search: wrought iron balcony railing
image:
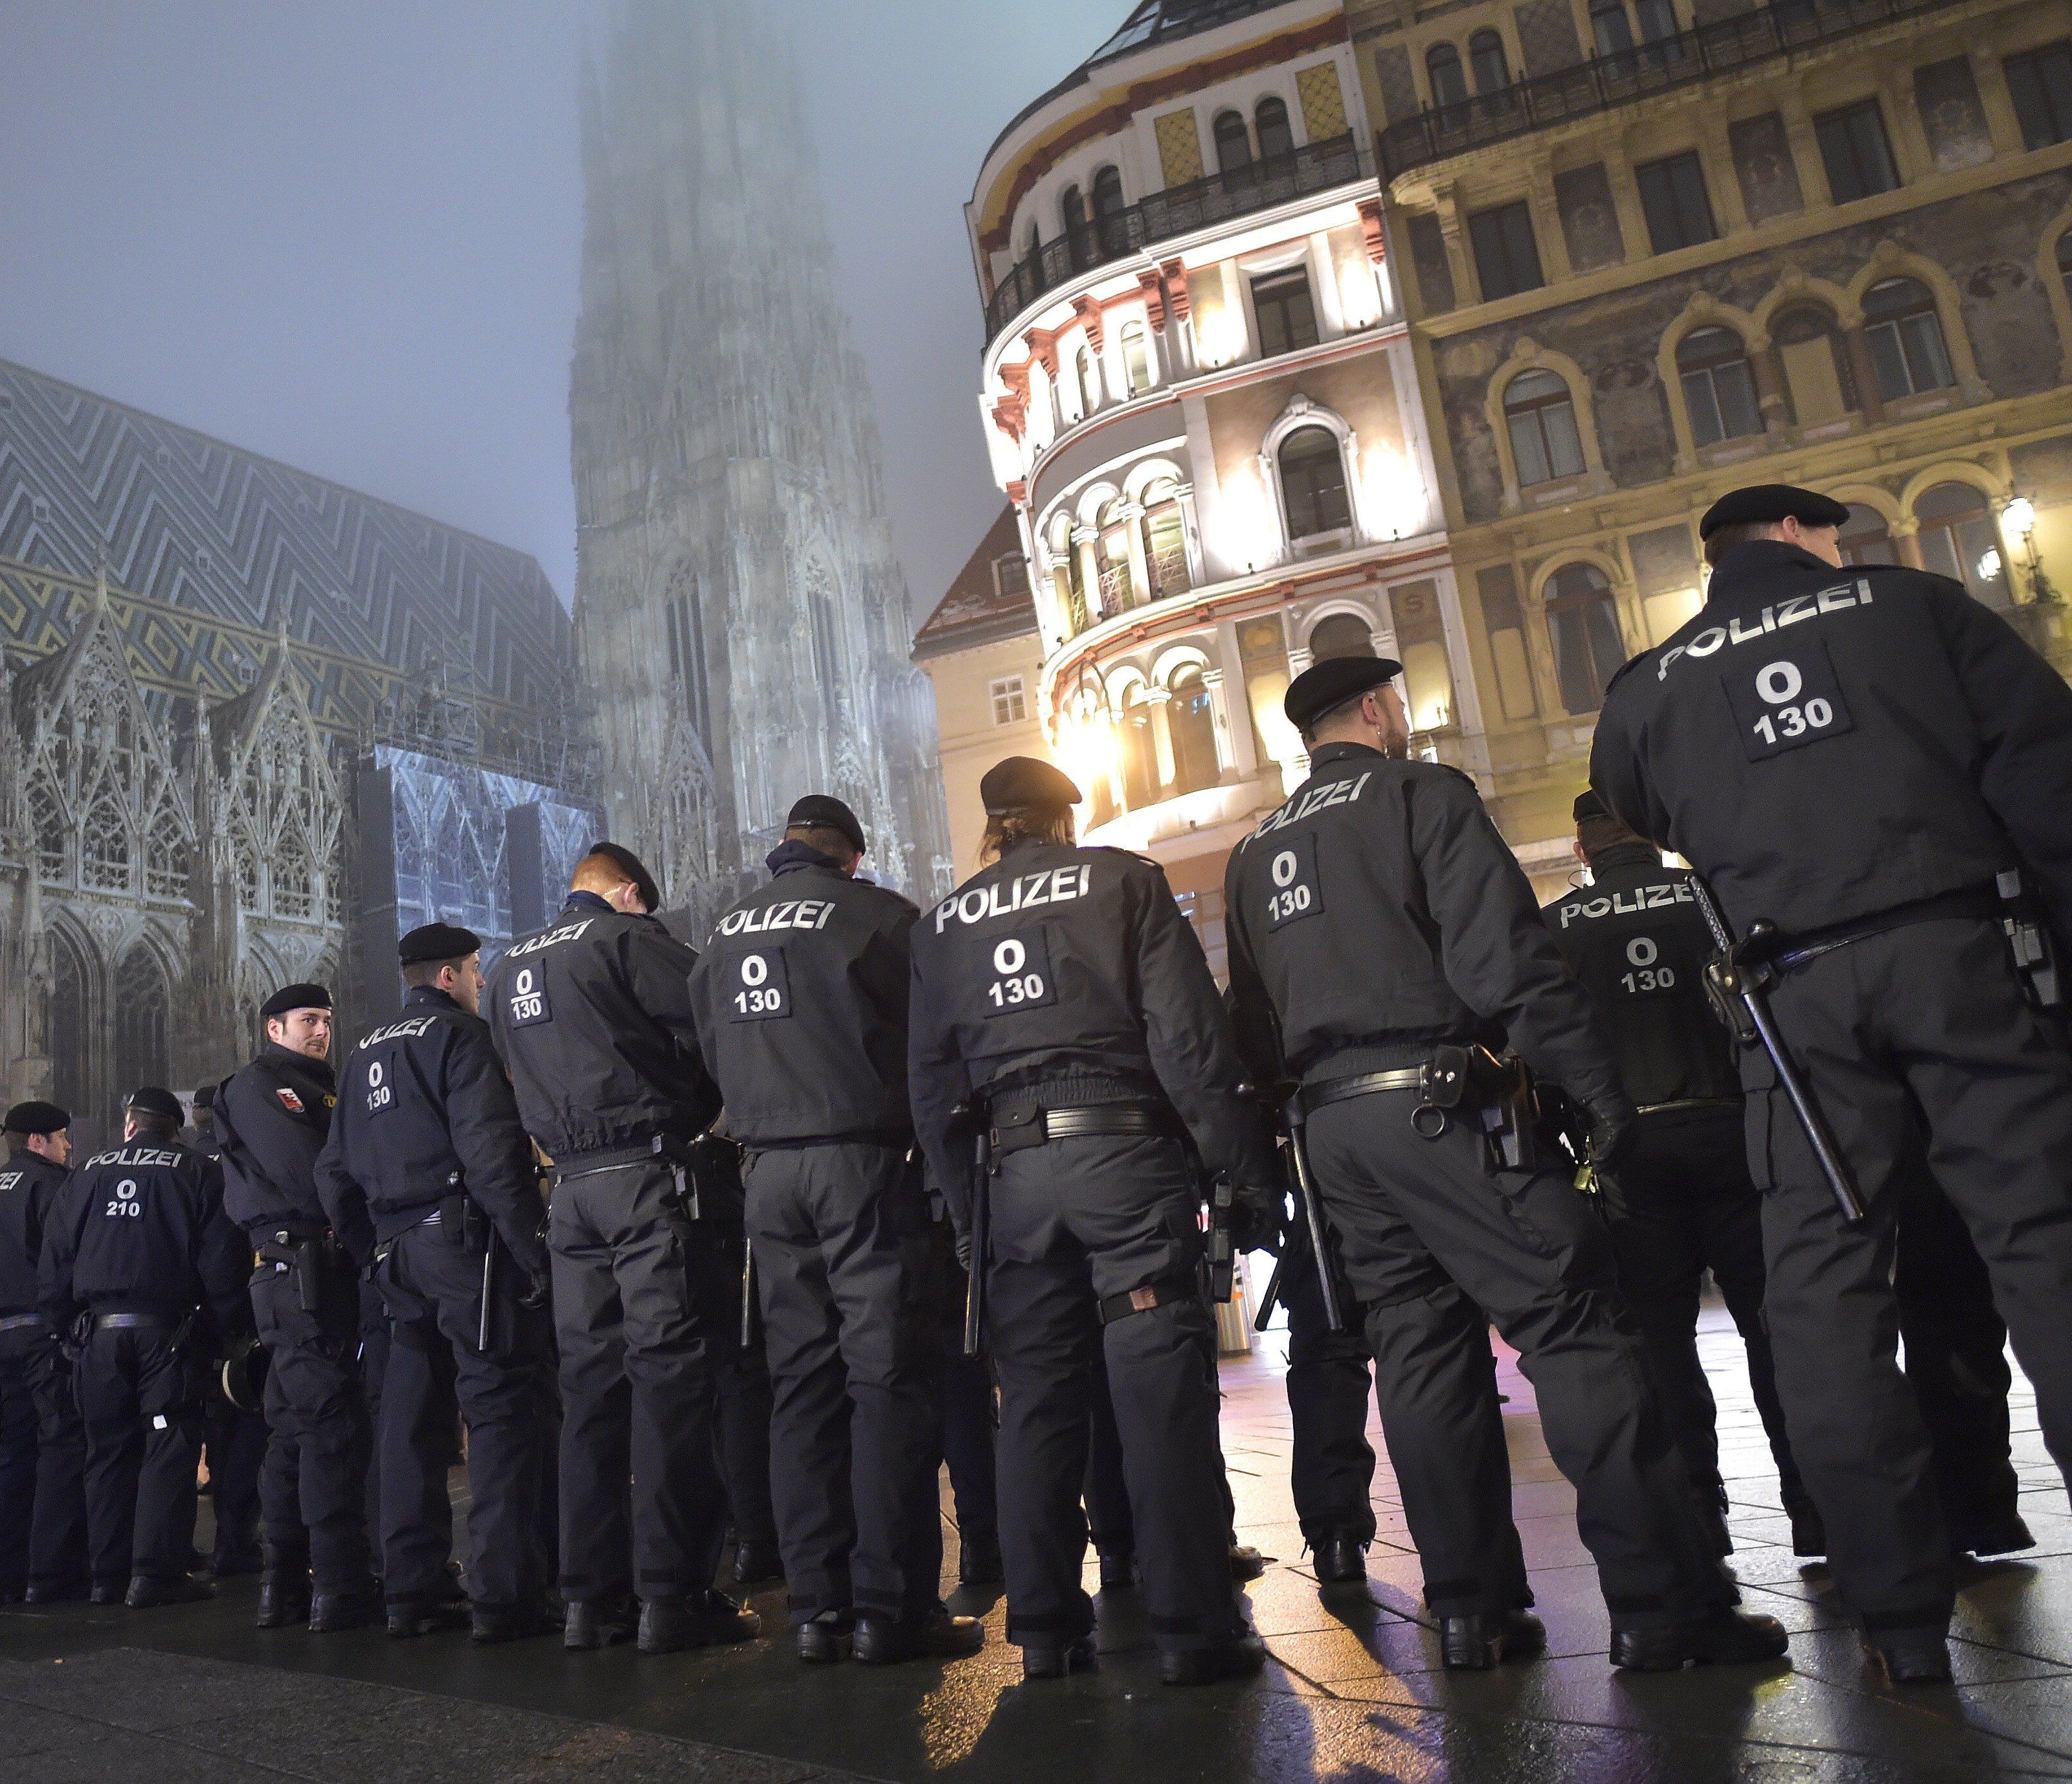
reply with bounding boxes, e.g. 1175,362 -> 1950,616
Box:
982,133 -> 1369,344
1376,0 -> 1966,181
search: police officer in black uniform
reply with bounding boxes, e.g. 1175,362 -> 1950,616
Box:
1278,1225 -> 1379,1586
189,1084 -> 265,1577
39,1087 -> 247,1606
1226,657 -> 1785,1674
1543,792 -> 1814,1555
215,982 -> 377,1632
485,843 -> 756,1656
0,1101 -> 87,1602
316,922 -> 556,1642
1591,482 -> 2072,1684
908,757 -> 1275,1686
690,795 -> 981,1665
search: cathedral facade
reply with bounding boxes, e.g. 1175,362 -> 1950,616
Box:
570,0 -> 952,923
0,358 -> 594,1147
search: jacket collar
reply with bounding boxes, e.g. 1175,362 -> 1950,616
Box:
404,985 -> 460,1014
1309,740 -> 1388,769
1704,539 -> 1842,606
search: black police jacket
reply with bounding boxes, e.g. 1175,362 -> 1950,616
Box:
908,839 -> 1275,1232
39,1136 -> 247,1331
315,985 -> 549,1278
1542,846 -> 1740,1111
484,890 -> 721,1159
0,1149 -> 67,1316
688,845 -> 919,1144
1224,742 -> 1630,1123
1592,541 -> 2072,945
215,1043 -> 337,1236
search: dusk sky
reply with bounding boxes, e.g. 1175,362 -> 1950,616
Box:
0,0 -> 1124,618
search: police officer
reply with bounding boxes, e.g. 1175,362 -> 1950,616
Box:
316,922 -> 555,1643
1277,1224 -> 1379,1586
215,982 -> 377,1632
908,757 -> 1274,1686
1590,482 -> 2072,1683
485,843 -> 755,1656
190,1083 -> 265,1577
1226,657 -> 1785,1674
1543,792 -> 1815,1556
0,1101 -> 87,1601
690,795 -> 980,1665
39,1087 -> 247,1606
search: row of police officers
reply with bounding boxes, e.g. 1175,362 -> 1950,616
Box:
3,481 -> 2067,1693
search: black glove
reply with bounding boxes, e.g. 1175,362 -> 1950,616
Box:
1228,1183 -> 1283,1257
954,1228 -> 973,1272
1586,1105 -> 1638,1175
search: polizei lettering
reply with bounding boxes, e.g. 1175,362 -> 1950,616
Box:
505,917 -> 594,958
1655,580 -> 1874,681
933,865 -> 1092,933
357,1016 -> 438,1048
1254,772 -> 1373,842
84,1147 -> 182,1170
715,899 -> 837,937
1555,881 -> 1695,927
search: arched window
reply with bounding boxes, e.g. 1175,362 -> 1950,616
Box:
1309,613 -> 1379,661
274,833 -> 316,919
1120,683 -> 1159,807
1091,165 -> 1127,256
1143,481 -> 1191,600
1469,30 -> 1509,94
1426,43 -> 1468,109
1096,498 -> 1136,613
1590,0 -> 1636,56
1772,304 -> 1856,426
1062,185 -> 1089,270
82,793 -> 131,892
1544,563 -> 1627,714
1279,427 -> 1354,541
113,945 -> 170,1107
1256,96 -> 1294,160
1503,368 -> 1586,486
1676,326 -> 1762,446
1862,278 -> 1954,400
1914,482 -> 2010,607
1213,110 -> 1252,173
29,781 -> 65,883
1076,345 -> 1101,416
48,927 -> 91,1144
143,824 -> 186,901
1121,321 -> 1152,394
1167,666 -> 1220,793
1050,512 -> 1087,636
1838,502 -> 1895,565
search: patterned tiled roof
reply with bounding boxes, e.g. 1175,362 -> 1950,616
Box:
912,506 -> 1039,662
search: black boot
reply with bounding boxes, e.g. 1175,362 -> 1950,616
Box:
255,1568 -> 311,1629
1021,1634 -> 1096,1679
637,1590 -> 760,1654
87,1580 -> 126,1607
1864,1627 -> 1954,1685
1098,1550 -> 1136,1591
1312,1534 -> 1368,1586
124,1574 -> 214,1609
796,1609 -> 853,1664
1441,1609 -> 1545,1670
957,1528 -> 1004,1586
1788,1502 -> 1828,1559
1952,1511 -> 2035,1559
1228,1544 -> 1266,1583
387,1596 -> 472,1638
732,1539 -> 783,1586
24,1579 -> 89,1605
853,1605 -> 984,1665
1160,1629 -> 1267,1687
1610,1609 -> 1790,1671
563,1597 -> 638,1650
471,1599 -> 556,1644
309,1578 -> 381,1634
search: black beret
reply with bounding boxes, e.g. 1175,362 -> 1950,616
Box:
125,1086 -> 185,1123
1283,655 -> 1403,735
191,1083 -> 216,1112
261,982 -> 331,1019
3,1100 -> 69,1136
1573,789 -> 1608,823
980,756 -> 1081,815
399,921 -> 480,966
586,841 -> 660,914
787,794 -> 865,855
1698,483 -> 1851,541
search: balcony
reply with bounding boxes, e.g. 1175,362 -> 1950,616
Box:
1375,0 -> 1967,182
983,134 -> 1370,345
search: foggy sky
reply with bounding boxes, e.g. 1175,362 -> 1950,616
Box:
0,0 -> 1125,620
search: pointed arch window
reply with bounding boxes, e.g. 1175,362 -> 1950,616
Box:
30,782 -> 66,883
143,822 -> 188,901
1256,96 -> 1294,161
82,794 -> 131,892
1862,278 -> 1954,400
274,832 -> 317,920
1427,44 -> 1468,109
49,927 -> 90,1136
1677,327 -> 1762,446
113,945 -> 170,1105
1503,368 -> 1586,485
1279,426 -> 1353,541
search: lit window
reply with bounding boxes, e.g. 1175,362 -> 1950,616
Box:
1279,427 -> 1353,540
1862,278 -> 1954,400
1815,100 -> 1899,203
989,676 -> 1028,727
1076,346 -> 1101,415
1121,321 -> 1152,394
1168,667 -> 1219,794
1677,327 -> 1762,446
1544,563 -> 1627,714
1250,266 -> 1320,358
1503,369 -> 1586,486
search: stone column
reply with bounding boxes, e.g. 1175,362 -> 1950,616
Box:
1892,519 -> 1925,570
1074,525 -> 1103,621
1841,324 -> 1887,426
1201,666 -> 1237,776
1118,501 -> 1152,609
1215,618 -> 1259,779
1147,685 -> 1177,790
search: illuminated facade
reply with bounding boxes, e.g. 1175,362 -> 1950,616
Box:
965,0 -> 1470,969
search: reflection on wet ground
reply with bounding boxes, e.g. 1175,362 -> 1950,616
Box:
2,1299 -> 2067,1782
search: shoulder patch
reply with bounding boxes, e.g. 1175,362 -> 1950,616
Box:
275,1087 -> 304,1114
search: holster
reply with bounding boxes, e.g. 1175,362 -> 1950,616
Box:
1419,1044 -> 1545,1171
258,1232 -> 333,1315
651,1133 -> 703,1222
1999,868 -> 2064,1011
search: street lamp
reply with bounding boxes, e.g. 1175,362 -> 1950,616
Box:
2002,495 -> 2058,605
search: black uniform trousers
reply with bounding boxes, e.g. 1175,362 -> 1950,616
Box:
0,1325 -> 86,1594
1603,1106 -> 1808,1532
1747,918 -> 2072,1633
1279,1223 -> 1380,1550
712,1226 -> 778,1555
251,1258 -> 373,1591
1307,1087 -> 1728,1627
201,1375 -> 266,1567
747,1142 -> 940,1625
929,1252 -> 999,1558
375,1219 -> 551,1612
76,1319 -> 205,1586
984,1132 -> 1240,1654
550,1158 -> 729,1605
1894,1172 -> 2026,1547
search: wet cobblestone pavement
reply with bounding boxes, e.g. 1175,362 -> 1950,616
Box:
3,1300 -> 2066,1782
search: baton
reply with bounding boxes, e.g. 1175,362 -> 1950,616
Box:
1279,1094 -> 1345,1332
960,1104 -> 990,1359
739,1243 -> 758,1351
1689,877 -> 1864,1224
479,1237 -> 495,1353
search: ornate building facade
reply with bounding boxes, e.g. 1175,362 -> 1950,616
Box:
570,0 -> 953,921
1352,0 -> 2072,871
0,358 -> 594,1146
960,0 -> 1472,969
